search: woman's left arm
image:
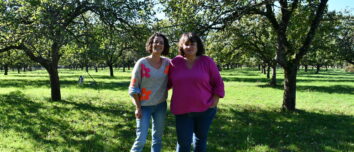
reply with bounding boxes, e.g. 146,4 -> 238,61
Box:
208,57 -> 225,107
210,94 -> 220,108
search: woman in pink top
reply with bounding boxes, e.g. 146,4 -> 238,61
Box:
168,32 -> 225,152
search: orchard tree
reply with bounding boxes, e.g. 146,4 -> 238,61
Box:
0,0 -> 153,101
163,0 -> 329,111
335,14 -> 354,65
227,16 -> 278,85
0,51 -> 11,75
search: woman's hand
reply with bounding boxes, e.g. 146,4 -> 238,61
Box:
131,94 -> 142,118
210,95 -> 220,108
135,108 -> 142,119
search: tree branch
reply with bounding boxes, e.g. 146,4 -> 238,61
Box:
264,2 -> 279,30
295,0 -> 329,63
20,44 -> 50,68
0,45 -> 22,53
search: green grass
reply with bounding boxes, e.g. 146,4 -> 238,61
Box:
0,68 -> 353,152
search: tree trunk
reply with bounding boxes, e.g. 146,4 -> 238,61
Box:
4,64 -> 8,75
262,65 -> 266,74
282,65 -> 298,111
123,64 -> 126,72
266,65 -> 270,79
46,44 -> 61,101
17,67 -> 21,74
95,66 -> 98,72
46,66 -> 61,101
109,65 -> 114,77
315,64 -> 320,74
270,63 -> 277,86
128,65 -> 130,70
85,65 -> 89,72
304,65 -> 308,72
258,64 -> 261,71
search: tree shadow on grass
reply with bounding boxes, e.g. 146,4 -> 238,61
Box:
207,107 -> 354,151
1,92 -> 352,151
5,74 -> 131,80
0,91 -> 199,151
77,81 -> 130,91
223,77 -> 270,83
53,99 -> 137,151
0,79 -> 75,88
71,75 -> 131,80
223,76 -> 354,84
257,84 -> 354,95
0,79 -> 130,91
298,75 -> 354,79
0,91 -> 136,151
4,74 -> 49,78
297,78 -> 354,83
221,68 -> 273,76
298,71 -> 354,76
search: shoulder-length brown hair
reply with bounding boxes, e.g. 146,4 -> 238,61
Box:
145,33 -> 170,55
178,32 -> 205,56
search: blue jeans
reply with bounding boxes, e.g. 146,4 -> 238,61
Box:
131,102 -> 167,152
175,107 -> 217,152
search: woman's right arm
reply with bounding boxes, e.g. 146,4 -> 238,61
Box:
128,59 -> 143,118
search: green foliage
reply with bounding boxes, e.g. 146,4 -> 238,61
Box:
334,13 -> 354,64
0,50 -> 36,73
302,11 -> 341,68
0,0 -> 156,99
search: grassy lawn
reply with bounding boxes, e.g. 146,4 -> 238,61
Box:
0,68 -> 353,152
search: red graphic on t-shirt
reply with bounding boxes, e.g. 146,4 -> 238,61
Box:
141,64 -> 150,78
140,88 -> 152,101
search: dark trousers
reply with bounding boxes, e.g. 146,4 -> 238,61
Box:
175,107 -> 217,152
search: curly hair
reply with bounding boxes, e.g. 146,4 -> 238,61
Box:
145,33 -> 170,55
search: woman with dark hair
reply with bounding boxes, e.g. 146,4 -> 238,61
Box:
168,32 -> 225,152
129,33 -> 170,152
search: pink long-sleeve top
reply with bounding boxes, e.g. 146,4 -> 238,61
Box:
168,55 -> 225,115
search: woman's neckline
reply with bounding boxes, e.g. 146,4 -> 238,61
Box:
145,56 -> 164,70
184,56 -> 201,70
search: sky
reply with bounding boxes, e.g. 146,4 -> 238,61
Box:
328,0 -> 354,13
